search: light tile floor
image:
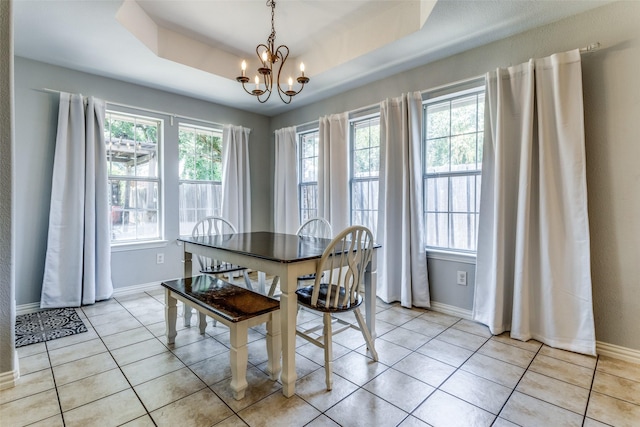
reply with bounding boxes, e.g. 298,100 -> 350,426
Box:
2,287 -> 640,427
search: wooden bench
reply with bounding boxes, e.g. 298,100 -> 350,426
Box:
162,275 -> 281,400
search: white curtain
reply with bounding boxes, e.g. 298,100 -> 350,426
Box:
222,124 -> 251,232
377,92 -> 430,308
273,127 -> 299,234
473,50 -> 596,355
318,113 -> 349,235
41,93 -> 113,308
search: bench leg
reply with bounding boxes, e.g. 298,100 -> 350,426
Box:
229,322 -> 249,400
183,302 -> 193,327
266,311 -> 282,381
165,289 -> 177,345
198,312 -> 207,335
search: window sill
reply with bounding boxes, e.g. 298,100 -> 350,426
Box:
426,248 -> 476,264
111,240 -> 169,252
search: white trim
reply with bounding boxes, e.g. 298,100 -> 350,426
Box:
112,280 -> 167,297
426,249 -> 476,265
0,352 -> 20,390
111,240 -> 169,252
597,341 -> 640,365
16,302 -> 41,315
429,301 -> 473,320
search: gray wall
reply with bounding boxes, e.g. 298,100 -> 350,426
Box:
270,1 -> 640,350
14,57 -> 271,304
1,0 -> 16,379
11,1 -> 640,351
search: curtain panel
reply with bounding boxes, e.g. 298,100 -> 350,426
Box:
318,113 -> 349,235
377,92 -> 430,308
273,127 -> 299,234
222,124 -> 252,232
473,50 -> 596,355
41,93 -> 113,308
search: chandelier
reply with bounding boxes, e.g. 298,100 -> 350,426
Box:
236,0 -> 309,104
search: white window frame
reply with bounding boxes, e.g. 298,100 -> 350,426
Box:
423,84 -> 485,254
105,109 -> 164,246
297,129 -> 320,224
178,122 -> 223,237
349,114 -> 380,237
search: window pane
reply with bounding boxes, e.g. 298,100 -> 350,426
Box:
426,137 -> 450,173
108,179 -> 159,242
301,158 -> 317,182
450,213 -> 477,251
426,103 -> 450,139
451,134 -> 477,172
179,182 -> 222,236
425,177 -> 449,212
451,95 -> 478,136
451,175 -> 477,213
351,180 -> 378,235
425,212 -> 449,247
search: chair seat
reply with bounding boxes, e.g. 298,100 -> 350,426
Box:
296,283 -> 362,312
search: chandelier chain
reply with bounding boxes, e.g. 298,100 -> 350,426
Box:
268,0 -> 276,48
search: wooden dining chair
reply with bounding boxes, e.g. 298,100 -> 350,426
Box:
267,217 -> 332,297
294,225 -> 378,390
191,216 -> 253,290
187,216 -> 253,327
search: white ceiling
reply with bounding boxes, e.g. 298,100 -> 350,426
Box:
14,0 -> 609,117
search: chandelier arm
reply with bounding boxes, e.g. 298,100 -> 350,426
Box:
274,45 -> 289,96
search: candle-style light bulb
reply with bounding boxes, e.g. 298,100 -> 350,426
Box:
288,77 -> 293,90
241,60 -> 246,77
254,75 -> 260,90
261,51 -> 268,63
300,62 -> 305,77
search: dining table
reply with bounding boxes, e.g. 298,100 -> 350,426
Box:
178,231 -> 378,397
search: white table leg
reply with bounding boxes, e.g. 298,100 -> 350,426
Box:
266,311 -> 282,381
183,250 -> 193,327
229,321 -> 249,400
165,289 -> 177,345
364,251 -> 378,340
279,270 -> 299,397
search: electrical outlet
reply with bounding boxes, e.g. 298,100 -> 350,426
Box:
156,253 -> 164,264
456,270 -> 467,286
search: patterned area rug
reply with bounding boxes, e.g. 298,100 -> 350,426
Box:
15,308 -> 87,348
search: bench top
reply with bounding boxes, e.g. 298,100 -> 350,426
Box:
162,275 -> 279,323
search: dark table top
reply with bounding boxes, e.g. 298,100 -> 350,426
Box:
179,231 -> 333,263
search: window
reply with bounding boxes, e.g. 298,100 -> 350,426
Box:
350,117 -> 380,236
298,130 -> 319,223
105,111 -> 162,243
423,87 -> 485,252
178,124 -> 223,236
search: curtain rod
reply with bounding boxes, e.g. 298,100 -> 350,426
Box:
36,88 -> 239,130
291,42 -> 600,131
580,42 -> 601,54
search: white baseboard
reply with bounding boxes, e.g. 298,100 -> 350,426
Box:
429,303 -> 640,364
0,351 -> 20,390
112,280 -> 166,297
16,302 -> 41,316
597,341 -> 640,365
429,301 -> 473,320
16,281 -> 167,315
